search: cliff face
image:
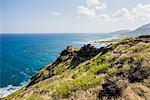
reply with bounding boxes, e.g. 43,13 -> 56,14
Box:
4,35 -> 150,100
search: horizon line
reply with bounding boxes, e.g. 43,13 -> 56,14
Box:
0,32 -> 110,34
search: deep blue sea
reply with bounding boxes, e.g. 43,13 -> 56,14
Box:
0,33 -> 118,97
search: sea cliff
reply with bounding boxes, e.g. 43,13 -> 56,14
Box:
3,35 -> 150,100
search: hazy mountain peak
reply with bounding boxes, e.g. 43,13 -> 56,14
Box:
111,23 -> 150,36
132,23 -> 150,35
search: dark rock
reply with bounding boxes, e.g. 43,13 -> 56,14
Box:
51,46 -> 78,67
27,71 -> 50,87
135,35 -> 150,43
137,35 -> 150,39
128,66 -> 150,83
116,65 -> 150,83
117,71 -> 128,79
70,44 -> 100,68
98,79 -> 123,99
60,46 -> 76,56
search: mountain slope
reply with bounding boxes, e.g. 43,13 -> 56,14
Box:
131,23 -> 150,35
110,30 -> 132,34
111,23 -> 150,36
3,35 -> 150,100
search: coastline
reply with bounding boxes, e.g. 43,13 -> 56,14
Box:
0,34 -> 121,98
0,82 -> 27,98
0,35 -> 119,98
3,35 -> 150,100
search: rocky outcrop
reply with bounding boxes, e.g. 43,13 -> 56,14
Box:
51,46 -> 78,66
99,79 -> 126,99
136,35 -> 150,42
71,44 -> 100,67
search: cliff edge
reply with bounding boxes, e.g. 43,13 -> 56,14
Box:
3,35 -> 150,100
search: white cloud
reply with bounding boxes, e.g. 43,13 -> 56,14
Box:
112,8 -> 133,22
95,3 -> 107,10
113,8 -> 131,18
86,0 -> 100,6
98,14 -> 109,19
78,5 -> 96,18
49,11 -> 62,16
77,1 -> 150,28
112,3 -> 150,22
86,0 -> 107,10
77,0 -> 107,18
131,3 -> 150,19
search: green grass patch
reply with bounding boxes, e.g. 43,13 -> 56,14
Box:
25,93 -> 44,100
90,63 -> 108,74
113,38 -> 131,47
53,74 -> 103,98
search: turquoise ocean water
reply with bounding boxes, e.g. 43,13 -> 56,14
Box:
0,33 -> 118,97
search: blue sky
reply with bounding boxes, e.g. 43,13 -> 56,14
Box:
1,0 -> 150,33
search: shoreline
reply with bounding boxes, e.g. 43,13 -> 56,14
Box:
0,34 -> 122,98
3,35 -> 150,99
0,82 -> 28,98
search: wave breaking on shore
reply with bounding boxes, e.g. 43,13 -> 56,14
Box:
0,82 -> 27,98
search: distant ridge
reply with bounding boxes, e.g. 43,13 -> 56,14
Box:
131,23 -> 150,35
111,23 -> 150,36
110,30 -> 131,34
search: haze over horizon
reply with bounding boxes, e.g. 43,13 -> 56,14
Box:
1,0 -> 150,33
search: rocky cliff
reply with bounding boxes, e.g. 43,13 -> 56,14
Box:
3,35 -> 150,100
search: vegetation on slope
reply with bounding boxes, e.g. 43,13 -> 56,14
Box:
3,35 -> 150,100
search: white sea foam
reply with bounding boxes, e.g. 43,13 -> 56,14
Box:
0,82 -> 28,98
72,41 -> 90,44
95,36 -> 119,42
72,35 -> 119,47
72,40 -> 108,48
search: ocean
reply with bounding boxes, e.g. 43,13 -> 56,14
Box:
0,33 -> 118,97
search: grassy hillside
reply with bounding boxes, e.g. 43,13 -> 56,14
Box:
3,35 -> 150,100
